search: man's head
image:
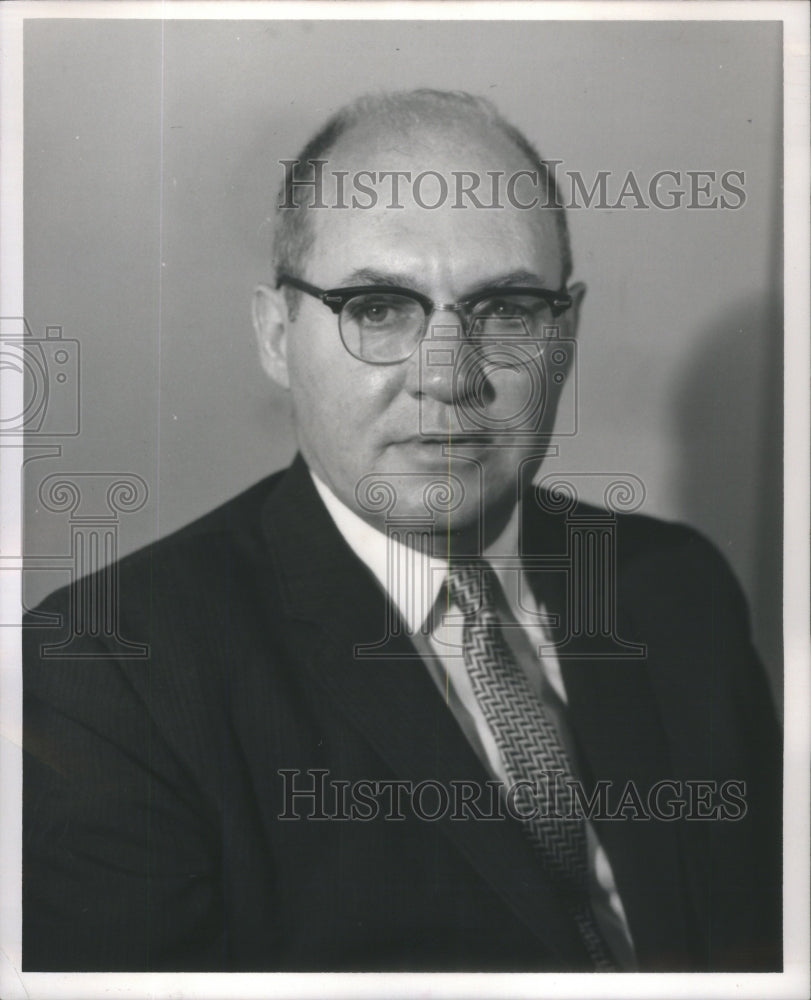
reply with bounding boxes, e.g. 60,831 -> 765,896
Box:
253,90 -> 584,549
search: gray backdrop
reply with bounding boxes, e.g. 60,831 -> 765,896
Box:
21,18 -> 782,698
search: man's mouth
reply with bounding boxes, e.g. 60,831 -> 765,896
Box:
402,435 -> 490,445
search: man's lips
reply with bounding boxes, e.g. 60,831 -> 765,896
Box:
394,435 -> 493,446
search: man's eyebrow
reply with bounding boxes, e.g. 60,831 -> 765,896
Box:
337,268 -> 423,290
462,270 -> 548,296
336,268 -> 548,294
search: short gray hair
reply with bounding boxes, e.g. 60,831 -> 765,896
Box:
273,89 -> 572,317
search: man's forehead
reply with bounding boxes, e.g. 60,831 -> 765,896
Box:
306,217 -> 563,299
284,106 -> 567,288
327,111 -> 535,176
304,157 -> 563,286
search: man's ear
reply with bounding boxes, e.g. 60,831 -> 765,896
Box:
563,281 -> 586,339
252,284 -> 291,390
536,281 -> 586,437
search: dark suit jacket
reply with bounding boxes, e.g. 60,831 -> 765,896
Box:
23,456 -> 781,972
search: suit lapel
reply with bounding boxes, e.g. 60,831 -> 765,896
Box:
562,656 -> 695,968
259,458 -> 592,967
521,494 -> 695,969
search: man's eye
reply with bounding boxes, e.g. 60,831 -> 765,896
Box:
474,297 -> 530,319
346,296 -> 407,327
362,304 -> 393,324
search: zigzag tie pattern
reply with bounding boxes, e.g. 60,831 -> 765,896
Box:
448,559 -> 617,971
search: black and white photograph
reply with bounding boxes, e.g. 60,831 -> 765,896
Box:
1,2 -> 808,997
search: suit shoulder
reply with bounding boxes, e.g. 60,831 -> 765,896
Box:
534,488 -> 730,570
531,488 -> 745,611
148,466 -> 286,552
614,509 -> 736,578
615,509 -> 725,566
608,510 -> 752,634
28,467 -> 287,622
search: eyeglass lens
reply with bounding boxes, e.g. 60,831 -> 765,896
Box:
339,292 -> 556,363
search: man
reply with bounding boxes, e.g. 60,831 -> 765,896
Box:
23,90 -> 781,972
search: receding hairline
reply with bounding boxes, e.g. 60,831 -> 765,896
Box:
320,114 -> 550,185
272,90 -> 573,306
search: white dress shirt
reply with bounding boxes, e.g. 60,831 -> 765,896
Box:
311,469 -> 637,969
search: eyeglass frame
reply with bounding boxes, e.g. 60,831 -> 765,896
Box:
276,272 -> 574,364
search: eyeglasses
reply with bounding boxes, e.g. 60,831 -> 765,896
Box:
276,273 -> 573,365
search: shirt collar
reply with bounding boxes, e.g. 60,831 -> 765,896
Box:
310,468 -> 520,633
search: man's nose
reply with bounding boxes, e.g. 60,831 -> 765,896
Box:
405,308 -> 474,405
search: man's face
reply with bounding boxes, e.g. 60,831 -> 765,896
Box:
256,121 -> 582,548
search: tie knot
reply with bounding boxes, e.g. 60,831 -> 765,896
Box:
447,560 -> 498,618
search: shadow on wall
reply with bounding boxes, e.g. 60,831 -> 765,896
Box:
671,292 -> 783,708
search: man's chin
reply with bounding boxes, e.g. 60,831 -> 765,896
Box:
346,450 -> 523,552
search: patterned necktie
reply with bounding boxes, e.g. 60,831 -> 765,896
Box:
448,560 -> 617,971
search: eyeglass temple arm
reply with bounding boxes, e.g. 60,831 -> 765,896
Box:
276,273 -> 326,299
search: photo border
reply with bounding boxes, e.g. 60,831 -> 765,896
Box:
1,3 -> 808,998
